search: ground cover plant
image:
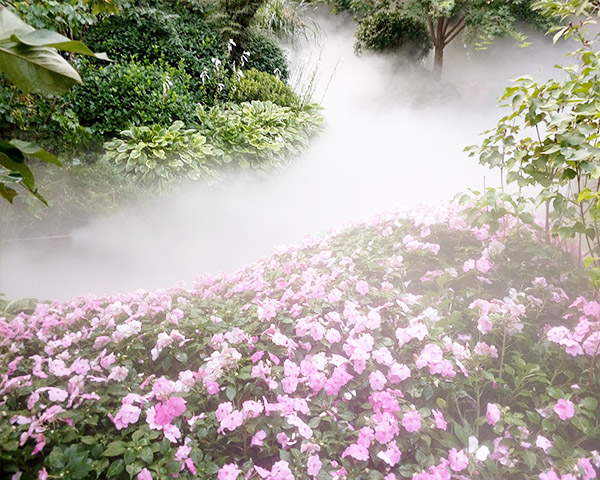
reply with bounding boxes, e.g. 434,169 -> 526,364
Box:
0,202 -> 599,479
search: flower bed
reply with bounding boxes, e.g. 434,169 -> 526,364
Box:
0,203 -> 599,479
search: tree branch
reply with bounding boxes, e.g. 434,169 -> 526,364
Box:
426,11 -> 436,42
444,17 -> 467,47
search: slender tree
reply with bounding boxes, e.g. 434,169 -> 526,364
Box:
332,0 -> 556,78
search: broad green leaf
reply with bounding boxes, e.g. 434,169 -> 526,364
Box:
9,139 -> 61,165
0,40 -> 82,94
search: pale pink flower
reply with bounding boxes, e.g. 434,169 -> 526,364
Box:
369,370 -> 387,391
205,380 -> 220,394
111,404 -> 141,430
307,455 -> 322,476
137,468 -> 153,480
448,448 -> 469,471
377,442 -> 402,466
536,435 -> 553,453
388,363 -> 411,383
38,469 -> 48,480
326,328 -> 342,343
356,280 -> 369,295
342,443 -> 369,461
486,403 -> 501,425
578,457 -> 597,480
218,463 -> 240,480
432,409 -> 447,430
554,399 -> 575,420
402,410 -> 422,433
251,430 -> 266,446
219,410 -> 243,432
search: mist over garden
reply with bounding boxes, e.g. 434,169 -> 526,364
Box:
1,1 -> 600,479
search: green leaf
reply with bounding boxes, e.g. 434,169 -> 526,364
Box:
580,397 -> 598,411
102,441 -> 126,457
522,450 -> 537,471
9,139 -> 61,165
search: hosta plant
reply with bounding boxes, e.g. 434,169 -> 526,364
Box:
195,100 -> 323,168
104,121 -> 219,189
0,202 -> 599,479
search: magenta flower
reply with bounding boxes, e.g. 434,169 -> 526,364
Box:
137,468 -> 153,480
218,463 -> 240,480
554,399 -> 575,421
448,448 -> 469,471
402,410 -> 422,433
486,403 -> 501,425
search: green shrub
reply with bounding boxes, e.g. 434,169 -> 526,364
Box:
0,77 -> 93,153
195,100 -> 322,168
241,28 -> 290,81
104,121 -> 219,189
83,7 -> 228,101
355,9 -> 432,59
229,68 -> 300,107
68,59 -> 197,136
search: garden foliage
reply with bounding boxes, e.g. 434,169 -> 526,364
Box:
68,59 -> 197,137
104,121 -> 219,189
229,69 -> 300,107
195,100 -> 323,168
465,0 -> 600,287
0,203 -> 598,479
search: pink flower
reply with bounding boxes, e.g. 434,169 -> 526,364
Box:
377,442 -> 402,466
388,363 -> 411,383
554,399 -> 575,421
307,455 -> 322,476
448,448 -> 469,471
356,280 -> 369,295
536,435 -> 553,453
138,468 -> 153,480
369,370 -> 387,391
111,404 -> 141,430
219,410 -> 243,432
205,380 -> 220,394
342,443 -> 369,461
578,457 -> 597,480
539,471 -> 560,480
154,397 -> 186,426
251,430 -> 266,446
402,410 -> 422,433
432,409 -> 447,430
218,463 -> 240,480
486,403 -> 501,425
326,328 -> 342,343
38,468 -> 48,480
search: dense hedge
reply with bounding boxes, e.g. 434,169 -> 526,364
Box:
68,59 -> 197,136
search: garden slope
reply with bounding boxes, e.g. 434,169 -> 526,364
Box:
1,203 -> 599,480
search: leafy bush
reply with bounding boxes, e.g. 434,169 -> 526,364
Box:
228,68 -> 300,107
83,7 -> 226,98
1,203 -> 599,479
68,59 -> 197,136
195,100 -> 323,168
104,121 -> 219,189
242,27 -> 290,81
355,9 -> 432,59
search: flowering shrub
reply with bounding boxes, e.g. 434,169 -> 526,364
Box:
1,203 -> 599,479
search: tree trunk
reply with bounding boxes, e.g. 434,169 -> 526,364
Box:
433,43 -> 444,80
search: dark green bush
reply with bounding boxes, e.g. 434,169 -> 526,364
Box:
0,77 -> 93,153
241,28 -> 289,81
229,68 -> 299,107
83,7 -> 227,101
67,59 -> 197,136
355,9 -> 432,59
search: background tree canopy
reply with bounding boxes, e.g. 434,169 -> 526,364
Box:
317,0 -> 555,77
